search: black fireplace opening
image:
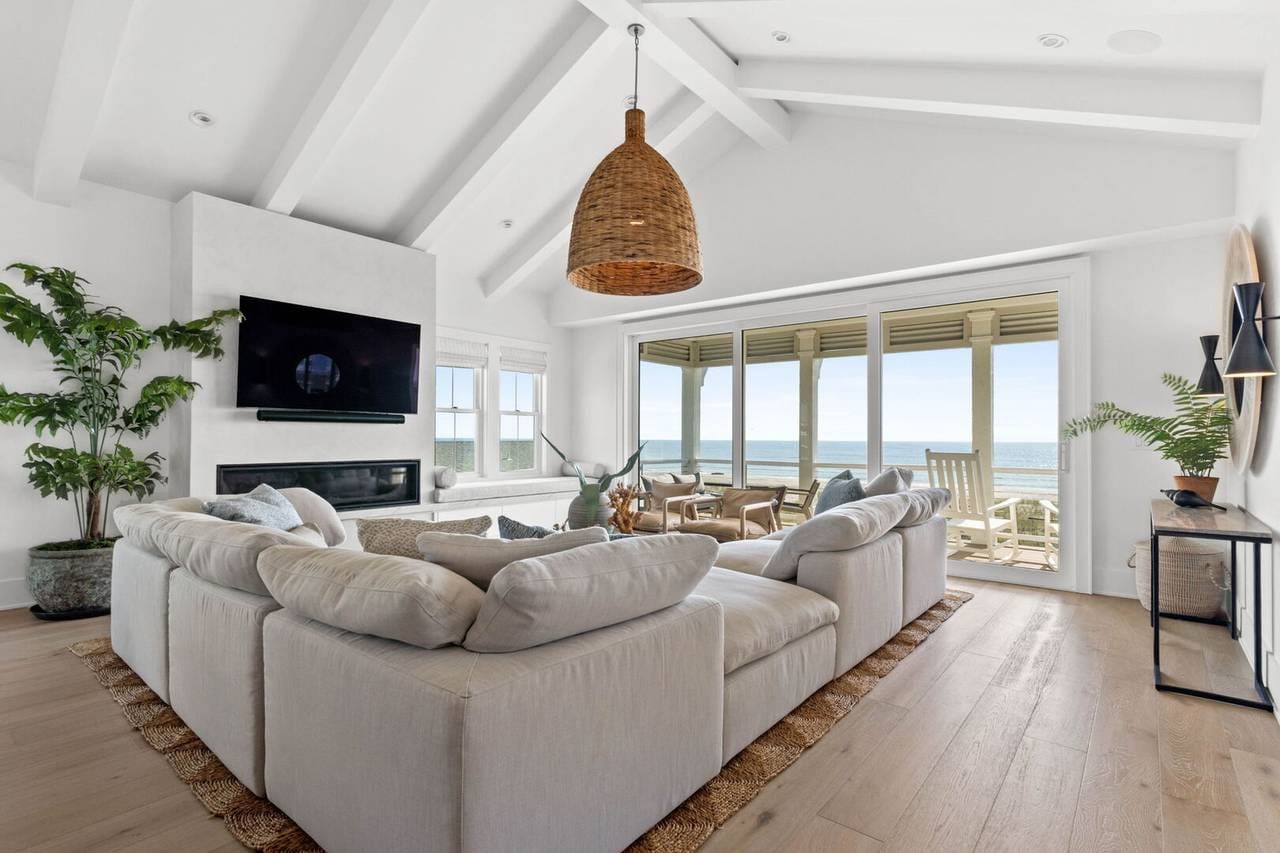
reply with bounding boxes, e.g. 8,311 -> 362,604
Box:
216,459 -> 420,511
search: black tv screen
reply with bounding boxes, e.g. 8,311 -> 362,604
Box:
236,296 -> 421,414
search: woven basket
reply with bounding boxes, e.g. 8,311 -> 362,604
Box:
1130,537 -> 1227,618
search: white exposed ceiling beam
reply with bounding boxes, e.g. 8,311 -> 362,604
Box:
577,0 -> 790,149
252,0 -> 435,214
645,0 -> 1280,15
396,18 -> 621,250
738,59 -> 1261,139
32,0 -> 135,204
482,93 -> 718,300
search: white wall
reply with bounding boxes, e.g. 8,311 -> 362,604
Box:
568,234 -> 1235,597
0,163 -> 173,608
1234,48 -> 1280,716
173,194 -> 436,498
549,110 -> 1237,325
1088,233 -> 1238,596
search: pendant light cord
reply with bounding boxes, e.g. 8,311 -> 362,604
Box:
632,27 -> 640,109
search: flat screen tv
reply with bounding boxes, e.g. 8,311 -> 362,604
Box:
236,296 -> 421,414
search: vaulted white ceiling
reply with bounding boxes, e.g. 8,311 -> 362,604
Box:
3,0 -> 1277,303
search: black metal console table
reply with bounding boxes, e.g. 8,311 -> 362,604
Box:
1150,499 -> 1274,711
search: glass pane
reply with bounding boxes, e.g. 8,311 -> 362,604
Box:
743,359 -> 800,489
517,414 -> 533,441
452,367 -> 475,410
882,292 -> 1059,571
743,317 -> 868,503
435,366 -> 452,409
434,412 -> 455,471
637,333 -> 734,487
453,412 -> 476,473
500,371 -> 517,411
500,414 -> 534,471
516,373 -> 534,412
816,355 -> 868,483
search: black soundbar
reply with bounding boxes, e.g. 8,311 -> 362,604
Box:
255,409 -> 406,424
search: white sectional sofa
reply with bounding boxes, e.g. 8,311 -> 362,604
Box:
110,485 -> 949,853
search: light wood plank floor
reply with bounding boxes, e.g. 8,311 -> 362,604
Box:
2,580 -> 1279,852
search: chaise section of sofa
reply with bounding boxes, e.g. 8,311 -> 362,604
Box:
263,598 -> 724,853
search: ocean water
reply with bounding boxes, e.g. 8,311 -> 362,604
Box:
639,439 -> 1058,496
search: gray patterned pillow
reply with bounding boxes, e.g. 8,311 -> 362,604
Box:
498,515 -> 553,539
814,471 -> 866,515
204,484 -> 304,531
357,516 -> 492,558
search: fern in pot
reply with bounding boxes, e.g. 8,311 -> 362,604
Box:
0,264 -> 238,619
1063,373 -> 1231,502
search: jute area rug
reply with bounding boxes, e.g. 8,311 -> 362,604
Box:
70,589 -> 972,853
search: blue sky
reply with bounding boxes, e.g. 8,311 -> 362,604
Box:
639,340 -> 1058,443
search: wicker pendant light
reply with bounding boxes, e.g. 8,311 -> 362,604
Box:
567,24 -> 702,295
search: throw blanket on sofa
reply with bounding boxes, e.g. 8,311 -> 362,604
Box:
759,488 -> 951,581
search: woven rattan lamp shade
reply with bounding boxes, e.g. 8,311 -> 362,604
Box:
567,109 -> 702,295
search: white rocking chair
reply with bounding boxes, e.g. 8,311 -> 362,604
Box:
925,448 -> 1021,561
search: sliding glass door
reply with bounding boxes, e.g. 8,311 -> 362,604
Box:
629,266 -> 1081,590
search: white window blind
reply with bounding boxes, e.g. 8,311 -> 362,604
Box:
499,345 -> 548,374
437,336 -> 488,369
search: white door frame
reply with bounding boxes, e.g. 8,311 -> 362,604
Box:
619,257 -> 1092,593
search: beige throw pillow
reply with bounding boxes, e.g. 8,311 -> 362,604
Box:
357,516 -> 492,557
650,480 -> 697,502
257,545 -> 483,649
462,534 -> 717,653
415,527 -> 610,589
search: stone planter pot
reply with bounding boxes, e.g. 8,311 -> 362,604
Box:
27,544 -> 114,620
567,490 -> 613,530
1173,475 -> 1219,503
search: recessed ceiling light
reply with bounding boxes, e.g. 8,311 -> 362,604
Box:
771,30 -> 791,44
188,110 -> 214,127
500,219 -> 514,230
1037,33 -> 1069,49
1107,29 -> 1163,55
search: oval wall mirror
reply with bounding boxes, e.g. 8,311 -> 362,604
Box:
1221,224 -> 1262,473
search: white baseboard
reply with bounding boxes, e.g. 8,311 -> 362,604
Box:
0,577 -> 34,611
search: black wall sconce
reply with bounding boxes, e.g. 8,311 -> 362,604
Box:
1223,281 -> 1278,379
1195,334 -> 1224,397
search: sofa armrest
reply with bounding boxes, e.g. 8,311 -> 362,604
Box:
264,597 -> 724,853
796,535 -> 904,676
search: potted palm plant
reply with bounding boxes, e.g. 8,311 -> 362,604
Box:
541,433 -> 644,529
1063,373 -> 1231,502
0,264 -> 239,619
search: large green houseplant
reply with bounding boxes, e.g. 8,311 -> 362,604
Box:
1063,373 -> 1232,501
541,433 -> 644,529
0,264 -> 239,618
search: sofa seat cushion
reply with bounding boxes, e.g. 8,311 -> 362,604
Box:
714,539 -> 781,576
415,527 -> 610,589
257,545 -> 484,649
693,567 -> 839,674
463,534 -> 716,653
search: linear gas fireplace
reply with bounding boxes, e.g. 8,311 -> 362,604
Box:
215,459 -> 420,512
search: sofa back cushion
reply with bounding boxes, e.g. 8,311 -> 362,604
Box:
863,466 -> 913,497
896,487 -> 951,527
357,516 -> 492,557
152,486 -> 346,546
415,527 -> 610,589
761,493 -> 910,581
114,503 -> 320,595
257,546 -> 483,648
462,534 -> 717,653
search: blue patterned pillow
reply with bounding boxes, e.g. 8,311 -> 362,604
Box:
204,484 -> 304,531
498,515 -> 553,539
814,471 -> 866,515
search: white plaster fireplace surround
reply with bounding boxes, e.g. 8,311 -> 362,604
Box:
169,193 -> 437,510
